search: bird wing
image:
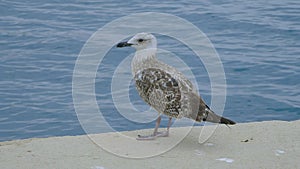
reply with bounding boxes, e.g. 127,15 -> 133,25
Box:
134,68 -> 182,118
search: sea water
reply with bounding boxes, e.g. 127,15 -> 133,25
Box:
1,0 -> 299,141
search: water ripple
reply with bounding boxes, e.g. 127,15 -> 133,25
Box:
0,0 -> 299,141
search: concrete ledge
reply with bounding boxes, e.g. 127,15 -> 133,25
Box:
0,120 -> 299,169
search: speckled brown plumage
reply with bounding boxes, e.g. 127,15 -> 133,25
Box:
135,68 -> 181,118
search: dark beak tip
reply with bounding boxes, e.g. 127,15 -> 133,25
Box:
116,42 -> 132,48
116,44 -> 122,48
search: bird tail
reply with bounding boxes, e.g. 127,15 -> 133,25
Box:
204,110 -> 236,125
196,104 -> 236,125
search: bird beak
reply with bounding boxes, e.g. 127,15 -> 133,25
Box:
116,41 -> 133,48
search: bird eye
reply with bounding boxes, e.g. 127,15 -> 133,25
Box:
138,39 -> 144,42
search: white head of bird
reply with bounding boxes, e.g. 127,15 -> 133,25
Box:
117,32 -> 157,51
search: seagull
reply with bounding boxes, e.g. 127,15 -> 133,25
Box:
117,33 -> 235,140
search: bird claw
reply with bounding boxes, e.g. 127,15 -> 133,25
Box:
136,134 -> 156,140
155,131 -> 169,137
136,131 -> 169,140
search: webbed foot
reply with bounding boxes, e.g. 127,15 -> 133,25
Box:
136,131 -> 169,140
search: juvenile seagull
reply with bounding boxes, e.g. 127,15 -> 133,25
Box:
117,33 -> 235,140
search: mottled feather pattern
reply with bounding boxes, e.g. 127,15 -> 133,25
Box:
135,68 -> 181,117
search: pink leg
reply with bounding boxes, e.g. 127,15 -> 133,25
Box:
153,116 -> 162,134
167,117 -> 172,131
155,117 -> 172,137
137,116 -> 172,140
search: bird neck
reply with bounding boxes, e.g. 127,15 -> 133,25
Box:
131,48 -> 159,75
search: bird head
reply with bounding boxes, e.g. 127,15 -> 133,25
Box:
117,33 -> 157,51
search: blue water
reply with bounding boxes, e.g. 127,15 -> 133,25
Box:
1,0 -> 299,142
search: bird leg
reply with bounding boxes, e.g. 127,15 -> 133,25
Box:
137,116 -> 172,140
155,117 -> 172,137
137,116 -> 162,140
